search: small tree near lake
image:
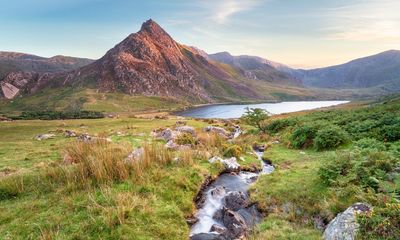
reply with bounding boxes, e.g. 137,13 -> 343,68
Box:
242,107 -> 270,132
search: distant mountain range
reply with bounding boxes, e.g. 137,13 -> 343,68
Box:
1,19 -> 399,106
293,50 -> 400,91
0,20 -> 315,103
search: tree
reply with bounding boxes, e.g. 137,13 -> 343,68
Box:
242,107 -> 270,132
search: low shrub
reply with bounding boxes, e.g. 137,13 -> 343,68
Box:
313,125 -> 348,150
355,138 -> 386,152
223,144 -> 243,158
379,124 -> 400,142
289,124 -> 318,149
358,203 -> 400,240
10,110 -> 104,120
175,133 -> 197,146
318,151 -> 398,191
265,118 -> 297,134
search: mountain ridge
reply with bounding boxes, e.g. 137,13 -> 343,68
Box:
1,19 -> 316,103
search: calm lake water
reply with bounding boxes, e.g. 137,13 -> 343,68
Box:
176,101 -> 349,119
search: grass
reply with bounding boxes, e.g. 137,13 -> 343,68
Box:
0,116 -> 264,239
0,88 -> 188,114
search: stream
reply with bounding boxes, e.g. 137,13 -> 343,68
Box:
189,150 -> 274,239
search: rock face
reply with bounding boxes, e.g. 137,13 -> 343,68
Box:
323,203 -> 371,240
64,19 -> 209,102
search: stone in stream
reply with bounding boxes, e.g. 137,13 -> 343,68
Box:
208,156 -> 240,171
224,191 -> 249,211
237,205 -> 263,228
323,203 -> 371,240
210,224 -> 227,234
221,207 -> 248,239
190,233 -> 227,240
252,143 -> 267,152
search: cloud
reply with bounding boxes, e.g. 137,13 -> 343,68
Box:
201,0 -> 263,24
322,0 -> 400,42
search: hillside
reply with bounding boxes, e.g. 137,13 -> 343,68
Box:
208,52 -> 301,86
0,52 -> 93,79
0,20 -> 323,110
295,50 -> 400,91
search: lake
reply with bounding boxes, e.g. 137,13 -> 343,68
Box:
176,101 -> 349,119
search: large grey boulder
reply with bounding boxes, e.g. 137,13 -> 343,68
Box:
176,125 -> 196,136
224,191 -> 248,211
153,128 -> 180,142
323,203 -> 371,240
204,126 -> 229,138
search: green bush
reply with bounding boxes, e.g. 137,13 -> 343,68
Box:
358,203 -> 400,240
379,124 -> 400,142
223,144 -> 243,158
355,138 -> 386,151
175,133 -> 197,146
265,118 -> 297,134
319,151 -> 398,191
314,125 -> 348,150
289,124 -> 318,149
10,110 -> 104,120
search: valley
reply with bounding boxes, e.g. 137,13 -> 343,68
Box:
1,14 -> 400,240
1,95 -> 399,239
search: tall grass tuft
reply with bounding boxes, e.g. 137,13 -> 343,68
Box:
61,140 -> 131,186
131,142 -> 173,178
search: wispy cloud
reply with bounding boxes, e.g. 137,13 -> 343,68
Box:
201,0 -> 264,24
322,0 -> 400,42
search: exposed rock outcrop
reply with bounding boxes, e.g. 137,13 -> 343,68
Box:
323,203 -> 371,240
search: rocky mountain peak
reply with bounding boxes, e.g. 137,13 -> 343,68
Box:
139,19 -> 170,38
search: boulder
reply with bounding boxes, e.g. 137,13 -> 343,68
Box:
204,126 -> 229,138
323,203 -> 371,240
210,224 -> 227,234
208,156 -> 240,171
252,143 -> 267,152
190,233 -> 226,240
221,208 -> 248,239
125,147 -> 144,163
153,128 -> 180,142
176,125 -> 196,136
237,205 -> 263,228
64,130 -> 77,137
35,133 -> 55,141
165,140 -> 179,150
211,186 -> 226,199
224,191 -> 249,211
77,133 -> 92,142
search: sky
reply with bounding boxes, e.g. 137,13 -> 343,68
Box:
1,0 -> 399,68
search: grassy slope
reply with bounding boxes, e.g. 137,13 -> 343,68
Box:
249,96 -> 400,239
0,88 -> 188,114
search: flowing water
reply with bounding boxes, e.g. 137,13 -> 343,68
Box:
190,151 -> 274,237
177,101 -> 349,119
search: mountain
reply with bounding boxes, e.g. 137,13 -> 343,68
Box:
208,52 -> 301,86
296,50 -> 400,91
0,52 -> 93,79
1,19 -> 318,104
